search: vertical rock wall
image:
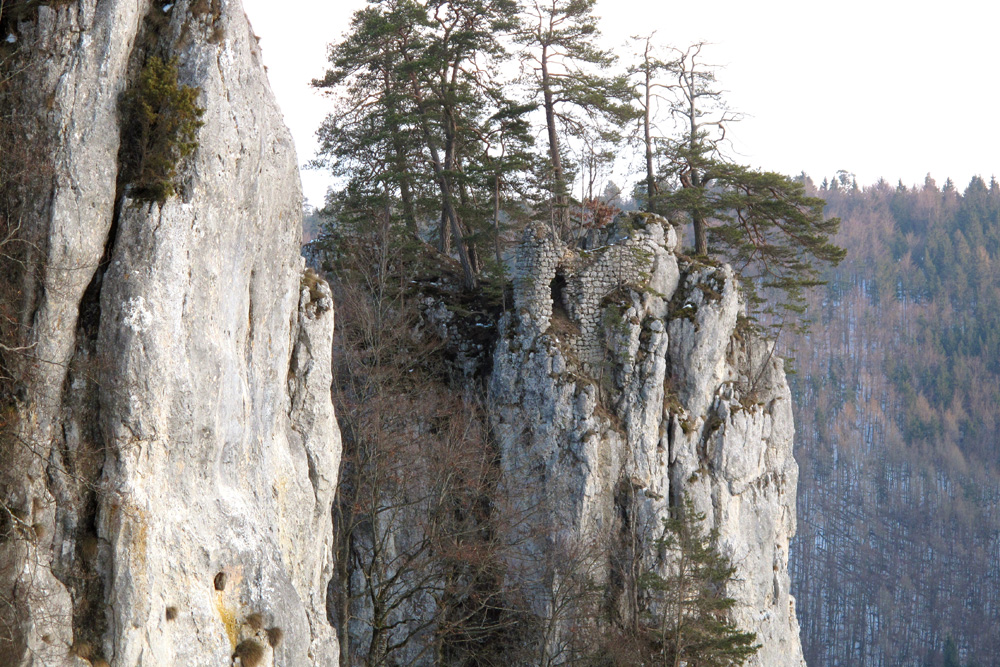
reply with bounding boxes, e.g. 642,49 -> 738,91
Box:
491,213 -> 805,665
0,1 -> 339,665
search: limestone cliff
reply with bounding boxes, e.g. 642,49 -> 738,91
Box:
490,214 -> 805,665
0,1 -> 339,665
1,3 -> 804,665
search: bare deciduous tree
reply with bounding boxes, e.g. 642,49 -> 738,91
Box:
326,220 -> 528,666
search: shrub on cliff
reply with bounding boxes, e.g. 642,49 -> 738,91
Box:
121,56 -> 204,202
637,496 -> 760,667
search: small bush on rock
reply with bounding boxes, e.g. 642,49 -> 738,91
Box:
121,56 -> 204,202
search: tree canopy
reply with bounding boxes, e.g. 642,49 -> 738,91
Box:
788,174 -> 1000,667
314,9 -> 843,327
311,7 -> 857,666
634,42 -> 844,329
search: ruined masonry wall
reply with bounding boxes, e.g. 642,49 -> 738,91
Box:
513,214 -> 678,368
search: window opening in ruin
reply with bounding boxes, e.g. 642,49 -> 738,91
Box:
550,270 -> 567,317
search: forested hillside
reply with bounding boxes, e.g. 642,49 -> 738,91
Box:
787,174 -> 1000,667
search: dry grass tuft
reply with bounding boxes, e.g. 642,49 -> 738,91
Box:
245,612 -> 264,631
233,638 -> 265,667
265,626 -> 283,648
69,641 -> 92,659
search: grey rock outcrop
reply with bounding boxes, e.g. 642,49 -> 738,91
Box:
0,1 -> 339,665
491,213 -> 804,666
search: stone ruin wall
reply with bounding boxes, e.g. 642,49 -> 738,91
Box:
512,214 -> 679,369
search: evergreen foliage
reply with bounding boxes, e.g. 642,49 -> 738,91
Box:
635,42 -> 845,332
681,163 -> 845,327
943,637 -> 960,667
638,497 -> 759,667
313,4 -> 838,319
313,0 -> 528,289
516,0 -> 636,233
121,56 -> 204,202
311,11 -> 851,663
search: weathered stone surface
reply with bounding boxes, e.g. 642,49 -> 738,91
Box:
0,1 -> 339,665
491,214 -> 805,666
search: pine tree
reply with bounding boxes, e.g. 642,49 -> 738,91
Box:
656,42 -> 738,256
516,0 -> 635,236
688,163 -> 846,327
639,497 -> 760,667
627,33 -> 674,210
647,43 -> 844,331
313,0 -> 525,289
943,637 -> 960,667
312,0 -> 431,236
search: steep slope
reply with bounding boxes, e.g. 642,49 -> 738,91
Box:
490,214 -> 804,666
0,1 -> 339,665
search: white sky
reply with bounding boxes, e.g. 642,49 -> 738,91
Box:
242,0 -> 1000,207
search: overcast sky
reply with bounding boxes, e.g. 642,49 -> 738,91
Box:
242,0 -> 1000,207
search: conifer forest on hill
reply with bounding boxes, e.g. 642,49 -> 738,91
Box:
787,174 -> 1000,667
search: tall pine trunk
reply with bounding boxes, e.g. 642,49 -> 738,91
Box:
541,44 -> 567,238
407,71 -> 478,289
644,65 -> 656,206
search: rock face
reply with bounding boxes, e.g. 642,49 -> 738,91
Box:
490,213 -> 805,665
0,1 -> 339,665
